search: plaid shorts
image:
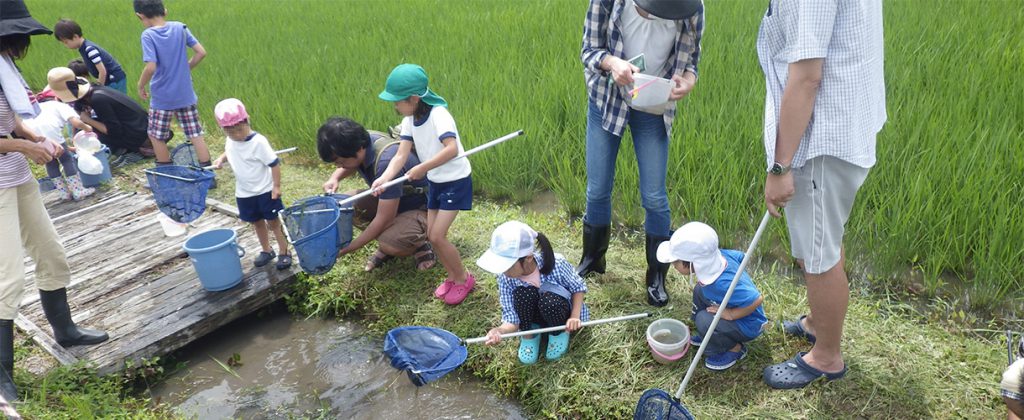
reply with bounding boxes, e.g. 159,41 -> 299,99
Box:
148,105 -> 204,141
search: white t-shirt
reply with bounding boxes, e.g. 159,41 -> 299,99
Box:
621,0 -> 681,114
224,132 -> 278,198
24,101 -> 78,144
399,106 -> 471,183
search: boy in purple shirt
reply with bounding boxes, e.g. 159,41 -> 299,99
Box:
133,0 -> 211,169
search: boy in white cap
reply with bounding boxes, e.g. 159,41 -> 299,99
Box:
657,221 -> 768,370
210,98 -> 290,270
476,221 -> 589,364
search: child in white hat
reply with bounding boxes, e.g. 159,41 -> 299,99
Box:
657,221 -> 768,371
476,221 -> 589,364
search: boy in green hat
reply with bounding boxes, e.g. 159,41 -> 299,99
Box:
374,64 -> 475,305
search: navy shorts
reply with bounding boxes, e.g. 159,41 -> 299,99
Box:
236,191 -> 284,222
426,176 -> 473,211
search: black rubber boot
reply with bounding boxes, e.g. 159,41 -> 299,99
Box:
38,288 -> 109,347
645,234 -> 671,307
0,319 -> 16,402
576,223 -> 610,277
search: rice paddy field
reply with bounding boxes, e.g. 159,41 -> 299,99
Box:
18,0 -> 1023,308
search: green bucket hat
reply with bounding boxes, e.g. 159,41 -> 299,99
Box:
378,64 -> 448,107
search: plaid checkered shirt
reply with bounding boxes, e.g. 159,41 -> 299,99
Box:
497,254 -> 589,326
580,0 -> 704,137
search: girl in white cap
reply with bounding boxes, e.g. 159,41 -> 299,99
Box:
476,221 -> 589,364
657,221 -> 767,371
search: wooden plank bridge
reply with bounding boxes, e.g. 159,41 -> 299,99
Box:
18,188 -> 299,375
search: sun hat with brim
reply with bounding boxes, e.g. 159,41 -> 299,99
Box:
214,98 -> 249,127
656,221 -> 727,285
0,0 -> 52,37
634,0 -> 703,20
476,221 -> 537,275
46,67 -> 90,103
378,63 -> 448,107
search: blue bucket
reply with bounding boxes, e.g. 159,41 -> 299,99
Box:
182,228 -> 246,291
282,195 -> 353,275
80,147 -> 112,188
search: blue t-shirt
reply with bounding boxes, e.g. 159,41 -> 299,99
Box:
78,40 -> 125,84
141,22 -> 199,110
357,135 -> 428,213
698,249 -> 768,339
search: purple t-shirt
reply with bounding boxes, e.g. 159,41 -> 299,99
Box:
141,22 -> 199,110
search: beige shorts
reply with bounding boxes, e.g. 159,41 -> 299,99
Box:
352,194 -> 427,255
785,156 -> 870,274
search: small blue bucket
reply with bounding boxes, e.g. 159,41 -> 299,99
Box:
182,228 -> 246,291
80,147 -> 112,188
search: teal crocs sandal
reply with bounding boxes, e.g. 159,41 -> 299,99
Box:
518,324 -> 541,365
545,331 -> 570,361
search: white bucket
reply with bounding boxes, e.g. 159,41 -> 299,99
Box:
157,212 -> 188,237
646,318 -> 691,364
631,74 -> 673,108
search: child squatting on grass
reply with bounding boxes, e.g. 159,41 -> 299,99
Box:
476,221 -> 589,364
211,98 -> 291,270
1005,342 -> 1024,420
373,63 -> 476,306
657,222 -> 768,371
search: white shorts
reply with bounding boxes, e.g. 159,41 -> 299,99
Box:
785,156 -> 870,274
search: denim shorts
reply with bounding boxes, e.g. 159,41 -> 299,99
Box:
426,176 -> 472,211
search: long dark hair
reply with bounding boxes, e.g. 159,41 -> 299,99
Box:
518,232 -> 555,275
0,34 -> 31,59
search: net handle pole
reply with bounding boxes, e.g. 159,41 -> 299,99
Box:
463,312 -> 649,345
201,147 -> 298,170
143,169 -> 197,183
674,211 -> 771,400
333,130 -> 524,207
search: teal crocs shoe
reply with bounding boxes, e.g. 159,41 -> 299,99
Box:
545,331 -> 571,361
518,324 -> 541,365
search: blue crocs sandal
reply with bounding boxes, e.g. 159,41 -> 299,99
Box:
545,331 -> 571,361
254,251 -> 276,267
705,344 -> 748,371
518,324 -> 541,365
275,254 -> 292,270
782,315 -> 816,344
763,352 -> 847,389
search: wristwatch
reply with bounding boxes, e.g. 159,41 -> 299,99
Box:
768,162 -> 791,176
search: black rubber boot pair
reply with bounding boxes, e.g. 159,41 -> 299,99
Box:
645,234 -> 671,307
576,223 -> 610,278
39,288 -> 109,348
0,320 -> 16,402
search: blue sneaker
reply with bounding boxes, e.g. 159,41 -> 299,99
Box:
705,344 -> 748,371
690,334 -> 702,346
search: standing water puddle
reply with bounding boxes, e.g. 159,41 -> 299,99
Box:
151,306 -> 526,419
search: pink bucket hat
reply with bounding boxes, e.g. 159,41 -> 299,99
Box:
214,98 -> 249,127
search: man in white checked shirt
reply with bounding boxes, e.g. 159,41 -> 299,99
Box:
757,0 -> 887,389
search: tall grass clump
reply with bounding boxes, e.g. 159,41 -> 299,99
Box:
18,0 -> 1023,307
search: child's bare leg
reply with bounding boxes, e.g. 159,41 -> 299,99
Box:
267,218 -> 289,255
152,137 -> 171,162
427,209 -> 466,283
252,219 -> 271,252
189,135 -> 211,163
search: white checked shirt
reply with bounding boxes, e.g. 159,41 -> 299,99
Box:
496,254 -> 589,326
757,0 -> 887,169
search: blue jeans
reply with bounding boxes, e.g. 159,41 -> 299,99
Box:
106,78 -> 128,94
584,102 -> 671,236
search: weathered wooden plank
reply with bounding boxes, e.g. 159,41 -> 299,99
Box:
13,314 -> 78,366
206,197 -> 240,218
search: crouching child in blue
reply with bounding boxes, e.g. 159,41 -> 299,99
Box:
476,221 -> 589,365
657,221 -> 767,371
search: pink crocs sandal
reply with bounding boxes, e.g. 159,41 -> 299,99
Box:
442,273 -> 476,305
433,278 -> 455,299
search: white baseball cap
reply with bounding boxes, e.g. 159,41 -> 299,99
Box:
656,222 -> 727,285
476,221 -> 537,274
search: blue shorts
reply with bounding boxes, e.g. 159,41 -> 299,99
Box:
236,191 -> 284,222
426,176 -> 472,211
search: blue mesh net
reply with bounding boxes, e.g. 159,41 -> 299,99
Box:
634,389 -> 695,420
146,166 -> 215,223
282,196 -> 352,275
384,326 -> 468,386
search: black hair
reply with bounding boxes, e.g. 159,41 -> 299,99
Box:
53,19 -> 83,41
413,99 -> 432,122
133,0 -> 166,18
72,89 -> 94,113
0,34 -> 31,60
317,116 -> 370,162
519,232 -> 555,275
67,59 -> 89,78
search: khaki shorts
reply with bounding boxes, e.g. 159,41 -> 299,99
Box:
785,156 -> 870,274
352,194 -> 427,255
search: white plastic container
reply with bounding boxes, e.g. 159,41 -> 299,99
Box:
646,318 -> 691,364
631,74 -> 673,108
157,212 -> 188,237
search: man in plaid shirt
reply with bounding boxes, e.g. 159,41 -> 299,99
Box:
577,0 -> 703,308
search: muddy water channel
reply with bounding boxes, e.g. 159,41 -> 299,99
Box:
152,305 -> 526,419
